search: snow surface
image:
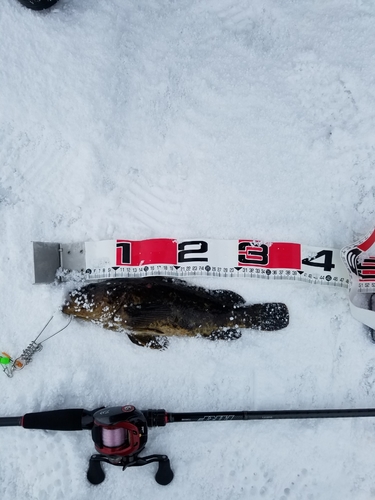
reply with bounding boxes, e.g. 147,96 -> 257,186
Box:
1,0 -> 375,499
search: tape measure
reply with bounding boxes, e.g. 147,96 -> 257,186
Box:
33,232 -> 375,289
42,239 -> 351,287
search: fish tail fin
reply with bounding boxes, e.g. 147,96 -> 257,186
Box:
237,303 -> 289,331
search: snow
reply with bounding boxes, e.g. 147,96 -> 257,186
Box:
1,0 -> 375,498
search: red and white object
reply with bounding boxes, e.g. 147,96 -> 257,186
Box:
342,228 -> 375,330
83,238 -> 348,286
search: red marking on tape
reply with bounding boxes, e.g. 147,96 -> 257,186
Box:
238,241 -> 301,269
116,239 -> 178,266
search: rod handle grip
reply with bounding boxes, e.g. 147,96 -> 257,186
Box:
22,409 -> 86,431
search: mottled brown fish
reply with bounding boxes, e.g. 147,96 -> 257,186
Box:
62,277 -> 289,349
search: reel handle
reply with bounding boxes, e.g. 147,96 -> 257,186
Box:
86,453 -> 174,486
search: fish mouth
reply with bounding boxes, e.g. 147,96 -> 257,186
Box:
61,300 -> 91,320
61,288 -> 103,320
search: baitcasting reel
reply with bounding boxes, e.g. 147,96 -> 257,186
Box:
87,405 -> 173,485
0,405 -> 174,486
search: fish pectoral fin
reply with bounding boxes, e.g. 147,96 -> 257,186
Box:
127,333 -> 169,350
207,328 -> 242,341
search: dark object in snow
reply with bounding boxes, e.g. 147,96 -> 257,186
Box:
16,0 -> 58,10
62,277 -> 289,348
368,294 -> 375,342
2,404 -> 375,487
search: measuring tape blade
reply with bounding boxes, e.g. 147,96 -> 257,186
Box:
80,239 -> 348,287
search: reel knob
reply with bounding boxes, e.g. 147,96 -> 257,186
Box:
155,456 -> 174,485
87,455 -> 106,485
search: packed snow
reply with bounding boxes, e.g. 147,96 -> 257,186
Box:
1,1 -> 375,499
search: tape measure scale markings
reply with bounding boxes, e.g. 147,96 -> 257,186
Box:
79,239 -> 349,287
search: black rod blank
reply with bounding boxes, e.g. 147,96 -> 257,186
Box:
2,406 -> 375,430
167,408 -> 375,423
0,416 -> 22,427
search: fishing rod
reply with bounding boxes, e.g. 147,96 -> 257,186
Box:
1,404 -> 375,486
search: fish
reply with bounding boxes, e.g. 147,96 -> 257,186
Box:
62,277 -> 289,349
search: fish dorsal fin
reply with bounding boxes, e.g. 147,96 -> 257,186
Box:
144,277 -> 246,306
206,289 -> 245,306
